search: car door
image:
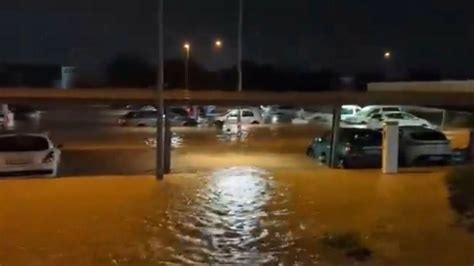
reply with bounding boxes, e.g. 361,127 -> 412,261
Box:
400,113 -> 421,127
241,110 -> 255,124
367,113 -> 383,129
225,110 -> 239,123
144,111 -> 158,126
385,113 -> 406,126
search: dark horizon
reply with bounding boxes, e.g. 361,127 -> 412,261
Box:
1,0 -> 474,84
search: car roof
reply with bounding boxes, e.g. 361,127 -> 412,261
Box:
337,128 -> 381,135
361,105 -> 401,110
381,111 -> 406,115
399,126 -> 437,133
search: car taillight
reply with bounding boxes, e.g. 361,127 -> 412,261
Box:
43,151 -> 55,163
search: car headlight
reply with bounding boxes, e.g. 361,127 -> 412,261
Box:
43,151 -> 55,163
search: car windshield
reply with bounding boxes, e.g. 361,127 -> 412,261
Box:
170,108 -> 188,117
0,135 -> 50,152
385,113 -> 405,119
410,131 -> 447,141
341,130 -> 382,145
341,107 -> 354,115
124,112 -> 140,118
357,107 -> 375,116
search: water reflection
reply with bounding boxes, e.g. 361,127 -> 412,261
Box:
162,167 -> 286,264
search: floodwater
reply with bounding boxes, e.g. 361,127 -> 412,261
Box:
1,109 -> 474,265
2,165 -> 474,265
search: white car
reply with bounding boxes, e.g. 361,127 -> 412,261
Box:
340,105 -> 361,121
344,105 -> 402,124
216,108 -> 263,126
261,105 -> 307,123
0,134 -> 62,177
366,111 -> 433,129
399,127 -> 452,166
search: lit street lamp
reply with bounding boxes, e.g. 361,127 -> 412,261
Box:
183,42 -> 190,90
384,51 -> 391,60
215,39 -> 223,48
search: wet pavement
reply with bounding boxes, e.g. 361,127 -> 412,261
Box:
1,108 -> 474,265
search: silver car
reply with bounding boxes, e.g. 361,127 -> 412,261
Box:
118,108 -> 197,127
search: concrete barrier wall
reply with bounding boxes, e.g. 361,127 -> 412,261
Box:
368,80 -> 474,92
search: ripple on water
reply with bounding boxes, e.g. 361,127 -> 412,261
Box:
156,166 -> 291,264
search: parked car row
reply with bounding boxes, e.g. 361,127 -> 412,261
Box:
306,126 -> 453,168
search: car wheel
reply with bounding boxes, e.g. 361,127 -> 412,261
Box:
251,121 -> 260,125
339,159 -> 351,169
306,147 -> 314,157
318,153 -> 327,163
137,123 -> 146,127
398,152 -> 407,167
214,121 -> 224,128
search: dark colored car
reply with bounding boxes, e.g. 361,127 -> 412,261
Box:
306,128 -> 382,168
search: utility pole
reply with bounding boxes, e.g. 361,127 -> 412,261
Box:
156,0 -> 165,179
237,0 -> 243,135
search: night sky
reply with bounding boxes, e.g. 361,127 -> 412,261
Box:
1,0 -> 474,79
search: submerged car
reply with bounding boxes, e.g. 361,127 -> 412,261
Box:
0,134 -> 62,177
307,128 -> 382,168
366,111 -> 434,129
399,126 -> 452,166
343,105 -> 402,124
215,108 -> 263,127
118,108 -> 197,127
341,105 -> 362,121
261,106 -> 306,124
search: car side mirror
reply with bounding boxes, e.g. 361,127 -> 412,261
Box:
57,144 -> 64,149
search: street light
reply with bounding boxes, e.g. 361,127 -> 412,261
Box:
384,51 -> 391,60
183,42 -> 190,90
215,39 -> 222,48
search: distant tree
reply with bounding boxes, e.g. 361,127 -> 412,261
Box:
407,68 -> 442,81
106,54 -> 155,87
354,72 -> 385,91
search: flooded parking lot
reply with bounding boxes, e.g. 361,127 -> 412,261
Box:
1,108 -> 474,265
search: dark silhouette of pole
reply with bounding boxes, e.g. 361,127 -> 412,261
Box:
156,0 -> 165,179
237,0 -> 243,134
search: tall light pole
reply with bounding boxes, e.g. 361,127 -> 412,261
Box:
156,0 -> 165,179
184,43 -> 190,90
237,0 -> 243,134
384,50 -> 392,80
